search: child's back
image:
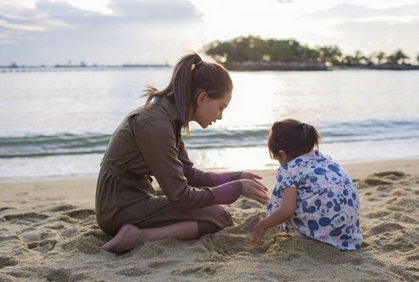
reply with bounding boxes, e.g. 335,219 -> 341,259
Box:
253,119 -> 362,250
267,150 -> 362,250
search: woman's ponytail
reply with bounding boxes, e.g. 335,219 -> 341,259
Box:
172,54 -> 202,126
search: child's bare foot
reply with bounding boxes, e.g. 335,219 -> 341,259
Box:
102,224 -> 143,253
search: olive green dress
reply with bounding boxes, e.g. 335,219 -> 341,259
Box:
96,96 -> 243,235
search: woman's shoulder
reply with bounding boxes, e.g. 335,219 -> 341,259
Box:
131,99 -> 178,128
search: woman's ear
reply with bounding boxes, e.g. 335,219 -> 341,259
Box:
196,91 -> 208,106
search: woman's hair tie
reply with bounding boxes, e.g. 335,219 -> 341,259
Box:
191,60 -> 203,71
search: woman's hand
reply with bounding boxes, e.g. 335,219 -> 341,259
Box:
252,215 -> 268,245
240,171 -> 262,182
240,179 -> 270,205
240,171 -> 269,192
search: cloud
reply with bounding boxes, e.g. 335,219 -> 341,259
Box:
308,2 -> 419,20
0,0 -> 203,41
303,2 -> 419,59
47,0 -> 115,15
0,0 -> 206,65
110,0 -> 202,21
333,19 -> 419,58
308,3 -> 382,19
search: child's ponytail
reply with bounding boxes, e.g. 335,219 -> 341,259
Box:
302,123 -> 321,153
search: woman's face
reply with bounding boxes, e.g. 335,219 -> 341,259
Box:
191,91 -> 232,128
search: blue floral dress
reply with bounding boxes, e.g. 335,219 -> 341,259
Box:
266,150 -> 363,250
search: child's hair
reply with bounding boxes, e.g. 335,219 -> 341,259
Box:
268,119 -> 321,161
143,52 -> 233,130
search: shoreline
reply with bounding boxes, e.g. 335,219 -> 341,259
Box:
1,157 -> 418,184
224,61 -> 419,71
2,64 -> 419,73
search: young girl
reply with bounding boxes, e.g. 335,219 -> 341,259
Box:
253,119 -> 362,250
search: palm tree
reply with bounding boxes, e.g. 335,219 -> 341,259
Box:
316,46 -> 342,66
342,55 -> 354,66
386,55 -> 397,65
353,50 -> 369,65
375,52 -> 386,65
392,49 -> 409,65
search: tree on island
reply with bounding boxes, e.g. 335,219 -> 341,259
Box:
342,50 -> 369,66
204,35 -> 323,64
387,49 -> 409,65
375,52 -> 386,65
204,36 -> 416,69
316,46 -> 342,66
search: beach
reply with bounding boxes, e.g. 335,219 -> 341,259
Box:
1,158 -> 418,282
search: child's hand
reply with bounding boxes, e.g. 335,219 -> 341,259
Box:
252,215 -> 268,245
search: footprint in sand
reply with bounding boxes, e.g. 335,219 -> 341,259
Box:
406,254 -> 419,261
38,267 -> 88,282
47,204 -> 79,212
373,171 -> 405,178
116,267 -> 155,277
62,227 -> 110,254
0,256 -> 18,270
19,228 -> 58,253
2,213 -> 49,224
0,207 -> 15,213
172,263 -> 217,276
21,229 -> 57,242
27,238 -> 57,253
381,232 -> 418,253
367,222 -> 404,235
363,178 -> 393,186
65,209 -> 95,220
0,234 -> 21,244
147,260 -> 180,270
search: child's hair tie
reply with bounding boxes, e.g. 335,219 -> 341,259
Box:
301,123 -> 306,128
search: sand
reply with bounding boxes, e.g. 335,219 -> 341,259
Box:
1,159 -> 419,282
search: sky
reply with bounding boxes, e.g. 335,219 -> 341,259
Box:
0,0 -> 418,66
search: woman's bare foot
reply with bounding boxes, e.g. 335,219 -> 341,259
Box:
102,224 -> 143,253
102,221 -> 200,253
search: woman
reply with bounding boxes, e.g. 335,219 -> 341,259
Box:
96,52 -> 269,253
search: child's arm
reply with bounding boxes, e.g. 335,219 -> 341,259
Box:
252,187 -> 297,244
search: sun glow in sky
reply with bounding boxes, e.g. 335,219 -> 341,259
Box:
0,0 -> 418,65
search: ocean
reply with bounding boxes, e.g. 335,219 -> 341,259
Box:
1,67 -> 419,181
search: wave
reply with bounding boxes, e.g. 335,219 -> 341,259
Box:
0,134 -> 111,158
1,119 -> 419,158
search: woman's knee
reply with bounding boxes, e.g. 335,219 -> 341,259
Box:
210,205 -> 234,228
197,221 -> 220,236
